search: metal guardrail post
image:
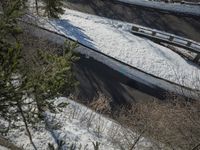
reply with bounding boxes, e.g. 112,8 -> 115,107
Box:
152,31 -> 156,36
186,41 -> 192,47
194,54 -> 200,63
169,36 -> 174,41
132,26 -> 139,31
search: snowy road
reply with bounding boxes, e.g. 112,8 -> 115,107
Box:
117,0 -> 200,16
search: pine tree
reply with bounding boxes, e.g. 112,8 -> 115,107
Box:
0,0 -> 78,149
42,0 -> 64,18
33,0 -> 64,18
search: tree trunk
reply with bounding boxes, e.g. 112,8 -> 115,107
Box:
35,0 -> 39,15
17,103 -> 37,150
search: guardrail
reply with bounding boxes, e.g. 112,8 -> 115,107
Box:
131,25 -> 200,63
181,1 -> 200,6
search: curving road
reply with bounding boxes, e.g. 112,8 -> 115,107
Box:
73,55 -> 165,105
64,0 -> 200,42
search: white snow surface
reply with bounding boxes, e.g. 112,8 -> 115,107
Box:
6,97 -> 153,150
31,8 -> 200,91
0,146 -> 8,150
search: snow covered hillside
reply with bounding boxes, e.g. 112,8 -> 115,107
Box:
6,97 -> 153,150
25,8 -> 200,93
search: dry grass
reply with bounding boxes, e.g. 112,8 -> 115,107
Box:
89,92 -> 112,115
86,92 -> 200,150
115,98 -> 200,150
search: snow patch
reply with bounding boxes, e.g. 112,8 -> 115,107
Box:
6,97 -> 154,150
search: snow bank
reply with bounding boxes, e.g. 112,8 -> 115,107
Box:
28,8 -> 200,93
117,0 -> 200,16
6,97 -> 153,150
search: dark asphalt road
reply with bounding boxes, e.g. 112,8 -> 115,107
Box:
73,55 -> 169,104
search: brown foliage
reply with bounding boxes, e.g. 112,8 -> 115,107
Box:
116,98 -> 200,150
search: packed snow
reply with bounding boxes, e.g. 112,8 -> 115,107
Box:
117,0 -> 200,16
25,8 -> 200,93
5,97 -> 154,150
0,146 -> 8,150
